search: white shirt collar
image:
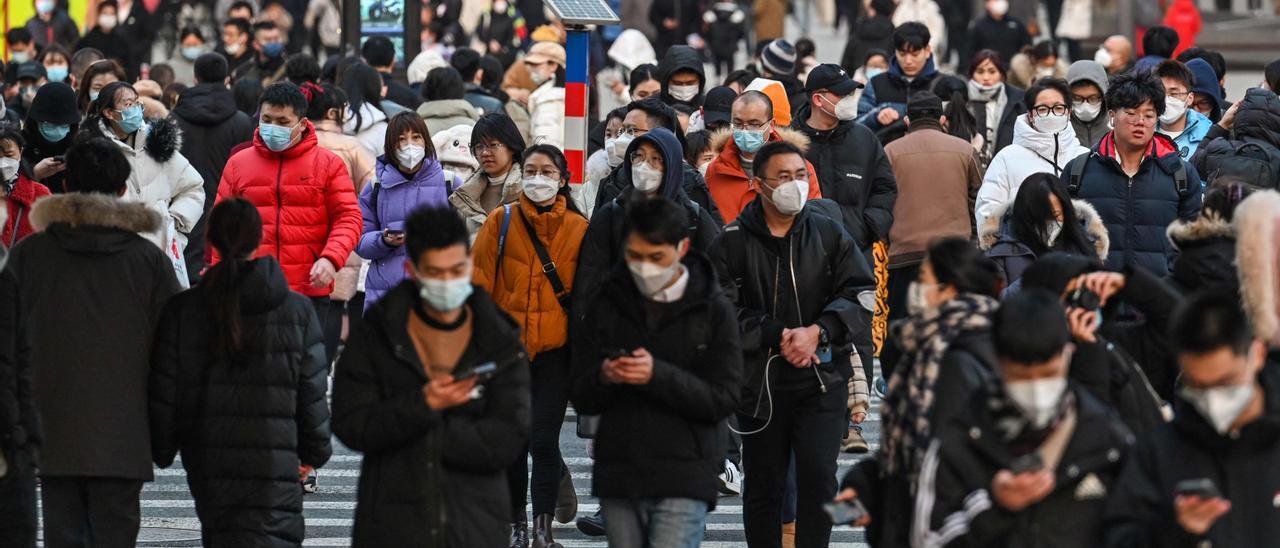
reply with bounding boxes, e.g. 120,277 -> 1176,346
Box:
649,265 -> 689,303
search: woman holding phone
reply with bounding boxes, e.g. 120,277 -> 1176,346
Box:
356,111 -> 459,310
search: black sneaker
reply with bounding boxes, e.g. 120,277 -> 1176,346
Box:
576,510 -> 606,537
302,472 -> 319,494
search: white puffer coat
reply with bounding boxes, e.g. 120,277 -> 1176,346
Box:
105,117 -> 205,249
975,115 -> 1090,229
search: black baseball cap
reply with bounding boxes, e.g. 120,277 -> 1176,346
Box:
804,63 -> 862,95
16,61 -> 45,82
702,86 -> 736,126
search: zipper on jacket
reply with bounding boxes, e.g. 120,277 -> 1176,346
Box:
1125,177 -> 1134,268
787,234 -> 827,394
275,157 -> 284,260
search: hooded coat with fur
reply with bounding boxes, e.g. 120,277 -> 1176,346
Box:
979,199 -> 1109,289
704,127 -> 823,224
1235,191 -> 1280,348
1166,213 -> 1237,295
103,117 -> 206,252
9,193 -> 181,480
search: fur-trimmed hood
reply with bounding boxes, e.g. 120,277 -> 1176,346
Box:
30,192 -> 163,234
978,198 -> 1110,260
98,116 -> 184,163
1167,214 -> 1235,249
1235,191 -> 1280,347
709,126 -> 811,155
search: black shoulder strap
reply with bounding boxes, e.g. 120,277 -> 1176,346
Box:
1069,156 -> 1087,195
1173,161 -> 1189,196
516,210 -> 571,312
369,180 -> 381,222
686,200 -> 701,241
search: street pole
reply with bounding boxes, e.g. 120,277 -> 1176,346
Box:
564,25 -> 589,185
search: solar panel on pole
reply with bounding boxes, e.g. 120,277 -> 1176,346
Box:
545,0 -> 619,185
544,0 -> 620,26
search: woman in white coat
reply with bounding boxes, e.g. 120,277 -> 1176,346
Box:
525,41 -> 567,150
340,62 -> 390,158
975,78 -> 1089,230
83,81 -> 204,261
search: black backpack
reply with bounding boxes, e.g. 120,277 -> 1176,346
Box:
1068,153 -> 1192,197
1201,138 -> 1280,189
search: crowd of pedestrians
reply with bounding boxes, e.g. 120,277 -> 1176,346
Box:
1,0 -> 1280,548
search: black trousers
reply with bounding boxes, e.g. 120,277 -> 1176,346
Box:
881,262 -> 922,381
310,296 -> 343,368
739,381 -> 848,548
41,476 -> 144,548
507,346 -> 572,521
0,450 -> 37,548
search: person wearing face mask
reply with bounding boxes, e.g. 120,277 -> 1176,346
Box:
581,107 -> 628,218
977,79 -> 1090,230
1156,60 -> 1213,161
570,196 -> 742,547
839,0 -> 894,83
357,112 -> 458,310
710,140 -> 875,548
164,27 -> 209,86
656,45 -> 706,110
0,124 -> 51,245
1104,290 -> 1280,547
1008,40 -> 1069,90
913,289 -> 1134,547
1191,89 -> 1280,190
967,0 -> 1031,76
9,63 -> 46,122
20,82 -> 78,194
232,21 -> 289,86
218,17 -> 255,76
965,51 -> 1027,166
836,237 -> 999,547
74,2 -> 134,82
332,205 -> 532,548
524,42 -> 567,150
471,144 -> 589,548
704,91 -> 821,224
83,81 -> 205,263
22,0 -> 80,51
216,82 -> 362,352
1095,35 -> 1135,76
37,44 -> 71,85
856,23 -> 942,141
3,29 -> 36,89
172,53 -> 256,282
1066,60 -> 1110,148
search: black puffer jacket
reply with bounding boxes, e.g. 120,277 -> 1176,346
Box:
1165,214 -> 1238,295
1103,366 -> 1280,548
332,283 -> 530,548
710,199 -> 875,415
1191,88 -> 1280,189
793,105 -> 897,253
918,384 -> 1134,548
149,257 -> 332,546
172,83 -> 256,280
0,251 -> 40,466
570,254 -> 742,505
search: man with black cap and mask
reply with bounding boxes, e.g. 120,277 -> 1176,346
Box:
20,81 -> 79,194
10,63 -> 46,120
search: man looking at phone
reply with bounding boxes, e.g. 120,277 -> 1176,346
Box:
332,206 -> 531,547
1103,290 -> 1279,546
570,197 -> 742,546
904,290 -> 1133,546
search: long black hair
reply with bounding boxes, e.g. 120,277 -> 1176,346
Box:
1008,173 -> 1095,257
204,198 -> 263,362
521,144 -> 584,218
926,237 -> 1000,298
341,62 -> 386,133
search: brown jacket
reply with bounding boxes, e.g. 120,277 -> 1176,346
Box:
315,119 -> 376,301
473,194 -> 589,360
884,123 -> 982,266
753,0 -> 787,41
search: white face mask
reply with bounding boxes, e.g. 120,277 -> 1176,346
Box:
906,281 -> 935,316
1035,66 -> 1056,79
989,0 -> 1009,16
1180,383 -> 1256,435
0,157 -> 18,182
631,161 -> 663,193
820,93 -> 859,121
1046,219 -> 1064,245
761,179 -> 808,216
9,51 -> 29,64
417,275 -> 473,312
98,14 -> 118,30
628,247 -> 684,297
528,65 -> 550,86
1006,377 -> 1068,430
1094,48 -> 1113,68
225,41 -> 243,56
1073,102 -> 1102,122
522,174 -> 560,203
1160,96 -> 1188,125
698,161 -> 709,176
396,144 -> 425,170
1033,112 -> 1070,135
668,84 -> 699,102
607,134 -> 633,168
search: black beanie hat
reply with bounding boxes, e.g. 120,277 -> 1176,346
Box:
26,82 -> 81,126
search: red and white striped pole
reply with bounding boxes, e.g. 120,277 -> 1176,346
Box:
563,28 -> 589,185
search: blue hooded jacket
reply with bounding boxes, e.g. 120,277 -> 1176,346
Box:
856,55 -> 940,130
1185,58 -> 1223,122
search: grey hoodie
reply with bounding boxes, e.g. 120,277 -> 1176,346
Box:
1067,60 -> 1111,149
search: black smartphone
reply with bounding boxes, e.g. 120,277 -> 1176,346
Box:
383,229 -> 405,237
606,348 -> 632,360
454,362 -> 498,382
52,155 -> 64,162
1067,287 -> 1101,311
1174,478 -> 1222,499
1008,453 -> 1045,474
823,499 -> 868,525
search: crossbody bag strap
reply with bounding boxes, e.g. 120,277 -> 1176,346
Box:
515,209 -> 571,312
496,203 -> 513,283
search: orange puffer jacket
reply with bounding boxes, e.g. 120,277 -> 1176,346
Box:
216,120 -> 362,297
473,194 -> 589,360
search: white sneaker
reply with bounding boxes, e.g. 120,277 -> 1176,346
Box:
717,459 -> 742,495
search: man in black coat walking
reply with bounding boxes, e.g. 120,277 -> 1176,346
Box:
1104,290 -> 1280,547
0,204 -> 39,548
7,138 -> 181,546
172,53 -> 254,283
571,197 -> 742,545
711,141 -> 875,547
332,206 -> 530,548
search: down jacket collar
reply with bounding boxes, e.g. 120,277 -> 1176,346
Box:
100,116 -> 184,163
1233,88 -> 1280,148
28,192 -> 162,254
978,199 -> 1110,260
1092,130 -> 1182,172
1235,190 -> 1280,347
708,126 -> 811,161
1011,115 -> 1084,169
1166,212 -> 1238,293
252,119 -> 320,159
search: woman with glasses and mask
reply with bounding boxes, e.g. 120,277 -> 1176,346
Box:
450,113 -> 527,237
472,144 -> 589,548
966,50 -> 1027,167
82,80 -> 204,261
976,78 -> 1090,230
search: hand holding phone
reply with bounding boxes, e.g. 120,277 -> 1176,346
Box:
1008,453 -> 1044,475
824,499 -> 868,525
1174,478 -> 1230,535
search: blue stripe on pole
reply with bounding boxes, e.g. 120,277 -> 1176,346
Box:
566,31 -> 589,84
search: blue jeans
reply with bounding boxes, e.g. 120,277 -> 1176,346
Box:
600,497 -> 709,548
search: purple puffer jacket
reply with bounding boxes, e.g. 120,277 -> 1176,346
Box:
356,155 -> 458,309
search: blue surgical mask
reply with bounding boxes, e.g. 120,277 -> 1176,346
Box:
866,67 -> 885,80
46,65 -> 68,82
89,90 -> 100,102
39,122 -> 70,143
262,42 -> 285,58
116,104 -> 144,135
418,275 -> 473,311
181,46 -> 205,61
259,120 -> 299,151
733,128 -> 767,153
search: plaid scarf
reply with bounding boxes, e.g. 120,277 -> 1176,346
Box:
881,293 -> 999,478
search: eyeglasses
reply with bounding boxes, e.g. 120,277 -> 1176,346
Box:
1072,95 -> 1103,106
618,127 -> 648,138
472,142 -> 505,156
522,168 -> 561,179
1032,104 -> 1069,117
730,120 -> 772,132
1117,109 -> 1158,126
1166,90 -> 1191,101
631,155 -> 662,169
760,172 -> 809,185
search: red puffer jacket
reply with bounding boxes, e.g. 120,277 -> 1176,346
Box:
2,174 -> 51,246
216,120 -> 362,297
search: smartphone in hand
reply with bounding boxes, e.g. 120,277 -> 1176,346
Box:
824,499 -> 868,525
